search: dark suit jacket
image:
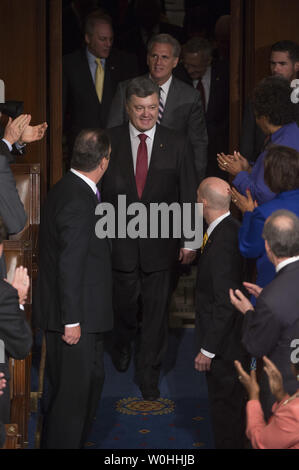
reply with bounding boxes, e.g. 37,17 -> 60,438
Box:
33,171 -> 113,334
62,47 -> 139,149
174,60 -> 229,176
242,260 -> 299,403
0,279 -> 32,423
107,75 -> 208,182
195,215 -> 246,361
101,123 -> 198,273
0,154 -> 27,236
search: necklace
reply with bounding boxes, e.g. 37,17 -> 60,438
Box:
282,392 -> 299,406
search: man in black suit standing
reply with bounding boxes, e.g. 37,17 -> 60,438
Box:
33,128 -> 113,449
230,209 -> 299,421
63,10 -> 139,159
195,177 -> 249,449
102,76 -> 198,401
107,33 -> 208,183
174,37 -> 229,178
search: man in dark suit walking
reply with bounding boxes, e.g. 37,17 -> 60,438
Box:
195,177 -> 249,449
174,37 -> 229,178
102,76 -> 198,401
107,33 -> 208,183
230,209 -> 299,421
33,128 -> 113,449
63,10 -> 139,158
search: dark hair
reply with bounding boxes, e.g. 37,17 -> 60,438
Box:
84,10 -> 112,36
0,216 -> 7,244
262,209 -> 299,257
264,145 -> 299,193
147,33 -> 181,58
253,75 -> 295,125
71,128 -> 110,172
271,40 -> 299,63
125,76 -> 159,103
182,37 -> 213,58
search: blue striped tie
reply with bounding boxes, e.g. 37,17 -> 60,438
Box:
157,87 -> 164,124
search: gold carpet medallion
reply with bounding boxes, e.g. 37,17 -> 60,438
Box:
116,397 -> 175,416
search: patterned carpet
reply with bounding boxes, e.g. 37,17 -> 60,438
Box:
28,328 -> 214,450
83,328 -> 214,449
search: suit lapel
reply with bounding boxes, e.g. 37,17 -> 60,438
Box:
119,125 -> 139,200
141,125 -> 165,201
160,77 -> 177,124
201,215 -> 231,256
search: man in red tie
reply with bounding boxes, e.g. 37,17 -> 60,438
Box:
174,37 -> 229,177
101,76 -> 198,400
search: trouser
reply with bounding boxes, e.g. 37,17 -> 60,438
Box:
41,331 -> 104,449
112,267 -> 172,387
206,355 -> 249,449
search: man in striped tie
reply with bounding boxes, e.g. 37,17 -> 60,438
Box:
108,33 -> 208,184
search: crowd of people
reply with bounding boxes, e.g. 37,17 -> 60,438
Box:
0,0 -> 299,450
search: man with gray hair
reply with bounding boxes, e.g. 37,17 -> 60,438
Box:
102,75 -> 197,401
230,209 -> 299,420
195,177 -> 249,449
107,33 -> 208,183
174,37 -> 229,177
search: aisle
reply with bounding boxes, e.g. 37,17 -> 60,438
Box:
85,328 -> 214,449
28,328 -> 214,449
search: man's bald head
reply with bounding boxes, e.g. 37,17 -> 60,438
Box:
198,177 -> 231,212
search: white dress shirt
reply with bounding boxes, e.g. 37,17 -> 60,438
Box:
276,255 -> 299,273
201,211 -> 231,359
193,65 -> 211,112
154,74 -> 173,108
129,122 -> 156,173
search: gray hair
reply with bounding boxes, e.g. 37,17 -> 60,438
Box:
147,33 -> 181,58
125,76 -> 160,103
182,37 -> 213,58
262,209 -> 299,258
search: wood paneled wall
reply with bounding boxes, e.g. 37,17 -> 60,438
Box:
0,0 -> 48,197
230,0 -> 299,152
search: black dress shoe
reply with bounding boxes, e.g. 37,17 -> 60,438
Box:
112,344 -> 131,372
140,385 -> 160,401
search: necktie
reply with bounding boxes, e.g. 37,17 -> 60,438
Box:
135,134 -> 148,199
197,78 -> 206,113
96,188 -> 101,202
201,231 -> 208,253
157,87 -> 164,124
95,58 -> 104,102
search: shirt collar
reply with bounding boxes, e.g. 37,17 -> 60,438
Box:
129,122 -> 156,140
207,212 -> 230,237
276,256 -> 299,273
86,46 -> 105,67
148,74 -> 173,96
70,168 -> 98,195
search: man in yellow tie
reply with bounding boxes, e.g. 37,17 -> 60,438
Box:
194,177 -> 250,449
63,10 -> 139,161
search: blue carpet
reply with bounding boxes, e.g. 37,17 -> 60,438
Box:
28,328 -> 214,449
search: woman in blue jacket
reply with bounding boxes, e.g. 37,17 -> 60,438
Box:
231,145 -> 299,288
